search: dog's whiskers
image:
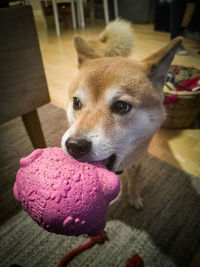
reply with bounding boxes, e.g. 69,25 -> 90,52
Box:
110,136 -> 148,146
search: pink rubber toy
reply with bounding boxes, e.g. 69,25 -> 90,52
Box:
13,147 -> 120,236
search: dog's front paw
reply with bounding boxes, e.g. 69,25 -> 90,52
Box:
128,195 -> 143,210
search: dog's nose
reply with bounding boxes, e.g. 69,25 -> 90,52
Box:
65,138 -> 92,159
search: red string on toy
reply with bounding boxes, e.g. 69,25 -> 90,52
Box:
58,231 -> 144,267
57,231 -> 107,267
125,253 -> 144,267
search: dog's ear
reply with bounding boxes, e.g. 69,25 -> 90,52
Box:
74,35 -> 102,67
142,37 -> 182,93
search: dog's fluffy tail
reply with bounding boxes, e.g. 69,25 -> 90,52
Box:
89,19 -> 134,57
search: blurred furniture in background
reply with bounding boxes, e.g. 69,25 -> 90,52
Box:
4,0 -> 118,36
0,5 -> 50,148
118,0 -> 156,23
75,0 -> 119,30
101,0 -> 118,24
25,0 -> 79,35
88,0 -> 119,24
105,0 -> 118,23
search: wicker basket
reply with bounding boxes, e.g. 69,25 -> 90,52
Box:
162,65 -> 200,129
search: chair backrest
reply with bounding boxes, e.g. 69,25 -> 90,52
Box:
0,5 -> 50,124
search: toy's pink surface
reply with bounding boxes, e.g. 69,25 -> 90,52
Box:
13,147 -> 120,236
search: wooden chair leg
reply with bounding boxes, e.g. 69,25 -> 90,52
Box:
114,0 -> 119,18
22,109 -> 46,149
103,0 -> 109,24
52,0 -> 61,36
71,0 -> 77,29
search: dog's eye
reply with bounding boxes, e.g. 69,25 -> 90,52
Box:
73,97 -> 82,110
111,101 -> 132,115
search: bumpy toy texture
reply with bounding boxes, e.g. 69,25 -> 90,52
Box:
13,147 -> 120,236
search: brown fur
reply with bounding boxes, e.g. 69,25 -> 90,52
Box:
73,57 -> 162,107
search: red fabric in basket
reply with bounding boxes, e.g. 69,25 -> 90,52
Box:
163,94 -> 179,105
176,76 -> 200,91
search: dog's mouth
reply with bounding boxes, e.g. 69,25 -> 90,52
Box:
102,154 -> 116,171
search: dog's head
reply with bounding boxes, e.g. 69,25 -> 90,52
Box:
61,36 -> 182,172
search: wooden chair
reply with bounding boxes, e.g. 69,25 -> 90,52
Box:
25,0 -> 84,35
0,5 -> 50,149
87,0 -> 119,25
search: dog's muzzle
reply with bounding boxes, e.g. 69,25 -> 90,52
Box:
65,137 -> 123,174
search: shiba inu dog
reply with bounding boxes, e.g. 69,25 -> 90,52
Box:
61,19 -> 182,209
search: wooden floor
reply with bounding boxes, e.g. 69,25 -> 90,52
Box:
32,7 -> 200,178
